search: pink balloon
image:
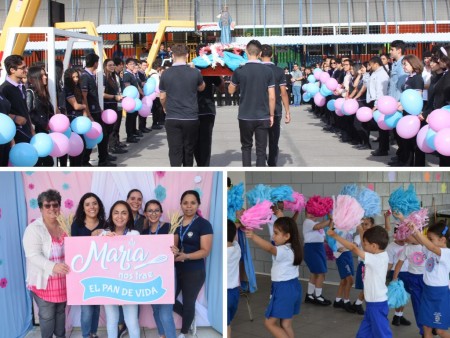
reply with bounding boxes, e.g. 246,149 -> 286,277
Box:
334,98 -> 345,112
377,96 -> 398,116
416,125 -> 435,153
396,115 -> 421,139
138,103 -> 152,118
67,132 -> 84,157
377,118 -> 392,131
314,93 -> 326,107
85,121 -> 103,139
335,109 -> 344,116
122,97 -> 136,112
428,109 -> 450,132
49,132 -> 69,157
313,69 -> 323,80
356,107 -> 373,122
149,92 -> 157,101
142,96 -> 153,107
343,99 -> 359,115
435,128 -> 450,156
48,114 -> 70,133
319,72 -> 331,83
155,87 -> 160,94
102,109 -> 118,125
325,78 -> 338,91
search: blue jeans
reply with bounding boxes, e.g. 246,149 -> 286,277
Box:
292,86 -> 301,105
104,304 -> 140,338
152,304 -> 176,338
80,305 -> 100,338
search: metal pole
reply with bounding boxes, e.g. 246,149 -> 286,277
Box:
366,0 -> 369,34
253,0 -> 255,36
434,0 -> 437,32
347,0 -> 351,35
309,0 -> 312,35
423,0 -> 426,33
337,0 -> 341,34
105,0 -> 108,24
383,0 -> 387,33
71,0 -> 74,21
394,0 -> 398,33
115,0 -> 119,24
263,0 -> 266,36
299,0 -> 303,36
281,0 -> 284,36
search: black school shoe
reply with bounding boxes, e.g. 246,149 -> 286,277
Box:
333,299 -> 344,308
343,301 -> 356,313
352,302 -> 365,315
392,315 -> 411,326
305,293 -> 316,304
314,295 -> 332,306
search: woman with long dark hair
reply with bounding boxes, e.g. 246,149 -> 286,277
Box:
70,193 -> 106,338
26,66 -> 55,166
63,68 -> 86,166
171,190 -> 213,338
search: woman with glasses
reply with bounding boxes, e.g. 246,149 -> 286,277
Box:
143,199 -> 177,338
26,65 -> 55,167
172,190 -> 213,338
70,193 -> 107,338
23,189 -> 70,338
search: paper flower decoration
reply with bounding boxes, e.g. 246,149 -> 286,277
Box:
154,185 -> 167,202
270,185 -> 294,203
388,184 -> 420,217
283,191 -> 306,212
25,172 -> 34,176
0,278 -> 7,288
194,187 -> 203,198
155,171 -> 166,178
29,199 -> 38,209
387,280 -> 410,308
0,208 -> 2,219
240,200 -> 273,230
64,199 -> 74,209
305,195 -> 333,217
394,208 -> 429,241
246,184 -> 272,207
194,175 -> 202,183
62,183 -> 70,190
28,183 -> 35,190
332,195 -> 365,231
356,187 -> 381,217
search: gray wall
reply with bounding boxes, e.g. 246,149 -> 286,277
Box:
243,171 -> 450,284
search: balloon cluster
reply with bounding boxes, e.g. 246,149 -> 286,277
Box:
122,77 -> 159,118
418,105 -> 450,156
2,108 -> 119,167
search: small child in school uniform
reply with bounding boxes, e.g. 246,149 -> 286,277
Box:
328,225 -> 393,338
227,219 -> 241,338
393,233 -> 425,336
246,217 -> 302,338
409,221 -> 450,338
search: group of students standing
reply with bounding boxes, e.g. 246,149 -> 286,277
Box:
228,196 -> 450,338
23,188 -> 213,338
309,41 -> 450,167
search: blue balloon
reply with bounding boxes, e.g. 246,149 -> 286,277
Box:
71,116 -> 92,135
400,89 -> 423,116
373,110 -> 382,122
307,74 -> 316,83
327,99 -> 336,111
84,132 -> 103,149
143,82 -> 156,96
0,113 -> 16,145
384,111 -> 402,128
442,105 -> 450,112
9,142 -> 39,167
426,127 -> 437,150
313,68 -> 322,75
30,133 -> 54,157
320,85 -> 333,97
123,86 -> 139,99
134,98 -> 143,112
62,127 -> 72,138
302,93 -> 311,102
307,84 -> 320,96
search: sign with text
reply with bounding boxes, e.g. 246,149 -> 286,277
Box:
65,235 -> 174,305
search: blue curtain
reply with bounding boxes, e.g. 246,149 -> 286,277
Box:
205,172 -> 223,334
0,172 -> 32,338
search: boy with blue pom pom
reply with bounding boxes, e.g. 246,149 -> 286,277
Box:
328,225 -> 393,338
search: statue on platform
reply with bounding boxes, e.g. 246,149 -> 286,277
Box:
218,5 -> 232,44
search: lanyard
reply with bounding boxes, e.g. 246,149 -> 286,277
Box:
134,213 -> 140,225
149,221 -> 161,235
179,215 -> 198,249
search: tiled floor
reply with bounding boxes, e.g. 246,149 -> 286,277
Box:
232,274 -> 421,338
25,326 -> 222,338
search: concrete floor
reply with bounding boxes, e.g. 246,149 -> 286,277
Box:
88,104 -> 439,168
231,274 -> 424,338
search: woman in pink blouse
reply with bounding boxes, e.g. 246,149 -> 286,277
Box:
23,189 -> 70,338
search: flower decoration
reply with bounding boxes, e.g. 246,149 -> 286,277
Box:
0,208 -> 2,219
425,257 -> 435,272
62,183 -> 70,190
154,185 -> 167,202
194,187 -> 203,198
0,259 -> 3,266
0,278 -> 7,288
194,175 -> 202,184
64,199 -> 74,209
25,172 -> 34,176
155,171 -> 166,178
28,183 -> 35,190
412,252 -> 425,265
63,171 -> 71,175
30,218 -> 36,223
29,198 -> 38,209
